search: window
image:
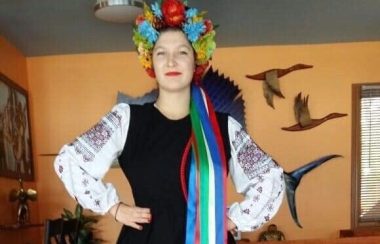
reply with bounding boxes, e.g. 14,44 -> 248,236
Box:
352,83 -> 380,228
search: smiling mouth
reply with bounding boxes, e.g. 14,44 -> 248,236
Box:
165,71 -> 182,76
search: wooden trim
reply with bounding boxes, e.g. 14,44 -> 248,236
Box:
340,227 -> 380,237
351,83 -> 360,229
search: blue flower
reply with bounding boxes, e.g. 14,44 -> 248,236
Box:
186,8 -> 198,19
151,2 -> 162,18
138,21 -> 159,44
183,22 -> 205,42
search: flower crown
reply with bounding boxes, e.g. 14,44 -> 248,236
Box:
132,0 -> 216,81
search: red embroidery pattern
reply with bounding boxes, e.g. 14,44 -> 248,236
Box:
231,129 -> 284,231
268,204 -> 274,212
82,120 -> 113,152
72,110 -> 122,162
232,129 -> 278,179
232,128 -> 246,150
236,144 -> 274,180
251,225 -> 259,231
264,215 -> 270,221
106,111 -> 122,128
71,140 -> 94,162
94,199 -> 101,207
252,195 -> 260,202
258,175 -> 264,182
82,178 -> 89,187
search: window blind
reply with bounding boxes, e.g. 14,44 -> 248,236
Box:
359,85 -> 380,222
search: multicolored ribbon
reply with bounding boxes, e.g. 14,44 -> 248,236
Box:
184,85 -> 228,244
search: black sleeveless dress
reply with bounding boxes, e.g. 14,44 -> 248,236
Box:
117,103 -> 236,244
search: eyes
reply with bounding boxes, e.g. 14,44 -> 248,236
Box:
155,51 -> 165,56
180,50 -> 189,55
154,49 -> 191,57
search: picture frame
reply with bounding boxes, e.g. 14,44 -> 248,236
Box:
0,73 -> 34,180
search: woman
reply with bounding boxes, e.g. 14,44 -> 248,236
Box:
54,1 -> 284,243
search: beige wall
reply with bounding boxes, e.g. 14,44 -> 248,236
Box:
26,41 -> 380,243
0,36 -> 40,241
214,42 -> 380,241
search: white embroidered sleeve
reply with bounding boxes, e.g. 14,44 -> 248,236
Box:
227,116 -> 285,232
54,103 -> 130,214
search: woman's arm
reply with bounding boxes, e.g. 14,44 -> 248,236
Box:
226,116 -> 285,232
54,103 -> 131,214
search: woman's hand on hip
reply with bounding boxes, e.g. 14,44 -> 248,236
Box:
227,218 -> 237,234
109,202 -> 151,230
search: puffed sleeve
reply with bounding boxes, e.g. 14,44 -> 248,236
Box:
54,103 -> 130,214
227,116 -> 285,232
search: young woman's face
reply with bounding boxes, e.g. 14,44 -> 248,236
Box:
152,30 -> 195,93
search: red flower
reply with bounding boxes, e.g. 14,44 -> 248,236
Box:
161,0 -> 185,27
146,68 -> 156,78
204,19 -> 213,33
193,62 -> 209,85
135,15 -> 145,25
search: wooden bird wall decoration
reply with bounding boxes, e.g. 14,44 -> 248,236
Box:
282,92 -> 347,131
246,64 -> 313,108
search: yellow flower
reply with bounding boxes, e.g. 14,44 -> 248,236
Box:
146,11 -> 154,23
192,31 -> 215,65
195,50 -> 207,64
143,3 -> 154,23
137,43 -> 145,55
139,54 -> 152,69
192,15 -> 202,23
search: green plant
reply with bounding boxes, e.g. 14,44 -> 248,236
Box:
61,203 -> 103,244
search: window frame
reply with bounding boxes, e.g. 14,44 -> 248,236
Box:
351,82 -> 380,229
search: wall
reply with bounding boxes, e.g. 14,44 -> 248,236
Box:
0,36 -> 41,241
27,41 -> 380,243
214,41 -> 380,241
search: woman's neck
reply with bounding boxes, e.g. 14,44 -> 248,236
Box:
155,90 -> 190,120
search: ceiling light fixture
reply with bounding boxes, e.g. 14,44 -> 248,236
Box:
94,0 -> 143,23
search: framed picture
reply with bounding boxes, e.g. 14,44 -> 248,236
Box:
0,73 -> 34,180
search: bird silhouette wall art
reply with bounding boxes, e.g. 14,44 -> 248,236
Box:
282,92 -> 347,131
246,64 -> 313,108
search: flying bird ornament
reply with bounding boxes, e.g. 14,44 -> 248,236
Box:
282,92 -> 347,131
246,64 -> 313,108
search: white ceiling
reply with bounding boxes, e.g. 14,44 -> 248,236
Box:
0,0 -> 379,57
